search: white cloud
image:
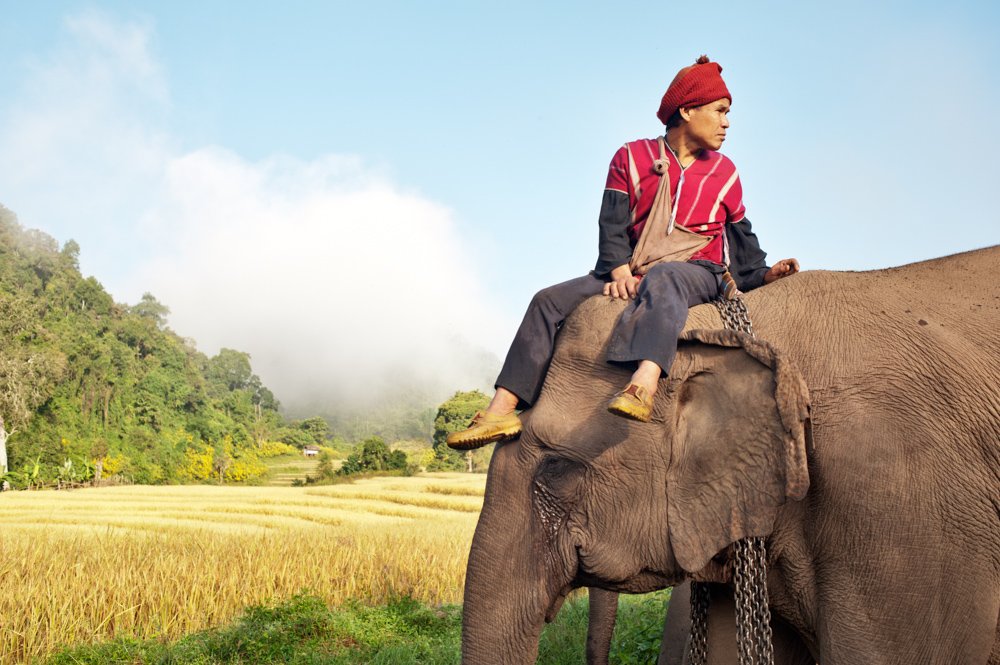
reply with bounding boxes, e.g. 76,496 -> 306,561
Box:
137,147 -> 506,407
0,11 -> 506,412
0,10 -> 171,282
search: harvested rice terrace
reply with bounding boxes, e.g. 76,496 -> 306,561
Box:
1,473 -> 489,663
0,473 -> 487,534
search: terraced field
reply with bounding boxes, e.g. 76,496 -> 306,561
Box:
263,453 -> 321,485
0,473 -> 486,664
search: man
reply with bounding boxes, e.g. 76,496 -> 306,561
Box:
447,56 -> 799,450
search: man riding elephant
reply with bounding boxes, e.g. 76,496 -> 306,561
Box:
448,55 -> 799,450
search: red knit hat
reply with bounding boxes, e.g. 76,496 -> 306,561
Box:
656,55 -> 731,125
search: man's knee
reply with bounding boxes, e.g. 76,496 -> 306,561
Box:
530,287 -> 573,320
529,284 -> 560,311
529,279 -> 594,316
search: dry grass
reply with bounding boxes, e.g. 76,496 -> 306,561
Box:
0,473 -> 485,664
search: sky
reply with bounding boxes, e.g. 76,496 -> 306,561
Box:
1,1 -> 998,413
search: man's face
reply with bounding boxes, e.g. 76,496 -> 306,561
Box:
683,98 -> 731,151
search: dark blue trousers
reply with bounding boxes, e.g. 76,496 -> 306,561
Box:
495,262 -> 719,406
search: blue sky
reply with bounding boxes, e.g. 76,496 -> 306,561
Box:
1,1 -> 997,409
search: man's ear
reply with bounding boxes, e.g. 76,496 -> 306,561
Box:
666,329 -> 811,573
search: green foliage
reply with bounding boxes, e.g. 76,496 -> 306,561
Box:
606,589 -> 673,664
44,589 -> 674,664
432,390 -> 489,447
129,292 -> 170,329
297,416 -> 330,445
313,450 -> 339,482
429,390 -> 492,472
337,436 -> 409,476
0,205 -> 312,485
276,426 -> 317,449
536,589 -> 672,664
256,440 -> 299,457
46,593 -> 464,664
276,418 -> 351,452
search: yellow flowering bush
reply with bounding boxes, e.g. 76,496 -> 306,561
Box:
256,441 -> 298,457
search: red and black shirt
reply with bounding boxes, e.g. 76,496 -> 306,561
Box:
594,137 -> 769,291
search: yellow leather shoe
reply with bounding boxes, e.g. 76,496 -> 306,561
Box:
607,384 -> 654,423
446,411 -> 522,450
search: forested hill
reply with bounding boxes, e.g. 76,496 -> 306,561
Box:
0,205 -> 320,486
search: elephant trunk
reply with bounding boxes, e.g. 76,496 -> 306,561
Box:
461,529 -> 551,663
461,447 -> 567,664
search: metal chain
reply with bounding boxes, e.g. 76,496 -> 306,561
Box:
733,537 -> 775,665
683,298 -> 773,665
714,296 -> 755,336
687,581 -> 710,665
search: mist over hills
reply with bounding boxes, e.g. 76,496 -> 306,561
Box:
0,203 -> 499,483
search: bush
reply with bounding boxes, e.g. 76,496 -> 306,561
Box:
256,441 -> 299,457
338,437 -> 408,476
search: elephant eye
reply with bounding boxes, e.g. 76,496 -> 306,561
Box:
534,456 -> 586,501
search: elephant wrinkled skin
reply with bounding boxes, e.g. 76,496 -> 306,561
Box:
460,247 -> 1000,665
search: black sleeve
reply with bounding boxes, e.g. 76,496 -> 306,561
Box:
726,217 -> 770,292
593,189 -> 632,277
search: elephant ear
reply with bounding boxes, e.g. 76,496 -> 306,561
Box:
666,329 -> 811,573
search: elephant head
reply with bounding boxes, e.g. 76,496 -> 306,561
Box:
460,298 -> 811,664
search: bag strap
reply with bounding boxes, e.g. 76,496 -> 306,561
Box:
653,137 -> 674,234
627,138 -> 675,273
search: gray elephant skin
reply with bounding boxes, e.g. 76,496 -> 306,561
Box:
460,247 -> 1000,664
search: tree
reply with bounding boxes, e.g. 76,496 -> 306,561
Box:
298,417 -> 330,446
205,349 -> 254,394
91,438 -> 109,483
205,348 -> 276,410
60,239 -> 81,271
0,207 -> 324,485
212,447 -> 232,484
130,292 -> 170,329
0,294 -> 66,473
432,390 -> 491,472
338,436 -> 408,476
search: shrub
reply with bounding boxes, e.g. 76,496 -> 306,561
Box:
256,441 -> 299,457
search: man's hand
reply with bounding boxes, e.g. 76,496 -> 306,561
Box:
764,258 -> 800,284
604,264 -> 640,300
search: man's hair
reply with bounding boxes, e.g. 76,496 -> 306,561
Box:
664,109 -> 683,129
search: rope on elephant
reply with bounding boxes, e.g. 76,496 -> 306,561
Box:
686,297 -> 775,665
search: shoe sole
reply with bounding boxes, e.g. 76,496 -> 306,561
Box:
607,404 -> 652,423
446,429 -> 521,451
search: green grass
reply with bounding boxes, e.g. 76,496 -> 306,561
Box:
538,589 -> 673,665
45,594 -> 462,665
44,590 -> 674,664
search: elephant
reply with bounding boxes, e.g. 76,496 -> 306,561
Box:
584,585 -> 687,665
587,582 -> 816,664
460,247 -> 1000,664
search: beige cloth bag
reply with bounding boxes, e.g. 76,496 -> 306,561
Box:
627,137 -> 710,275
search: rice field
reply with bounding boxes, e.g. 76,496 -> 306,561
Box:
0,473 -> 487,664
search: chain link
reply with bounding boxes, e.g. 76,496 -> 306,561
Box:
714,296 -> 755,336
683,297 -> 773,665
687,581 -> 710,665
733,537 -> 775,665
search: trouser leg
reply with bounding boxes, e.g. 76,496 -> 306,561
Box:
606,262 -> 719,372
496,273 -> 606,407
